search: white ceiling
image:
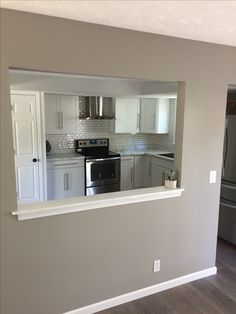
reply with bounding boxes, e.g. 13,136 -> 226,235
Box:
1,0 -> 236,47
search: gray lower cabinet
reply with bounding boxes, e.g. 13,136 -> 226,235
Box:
47,159 -> 84,200
134,155 -> 152,188
151,157 -> 174,187
121,154 -> 174,191
120,156 -> 134,191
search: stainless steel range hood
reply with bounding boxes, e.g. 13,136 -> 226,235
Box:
79,96 -> 114,120
85,96 -> 103,119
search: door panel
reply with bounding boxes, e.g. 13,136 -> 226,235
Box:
14,121 -> 35,155
12,95 -> 35,114
16,166 -> 39,203
11,92 -> 42,204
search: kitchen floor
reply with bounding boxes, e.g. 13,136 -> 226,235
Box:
99,238 -> 236,314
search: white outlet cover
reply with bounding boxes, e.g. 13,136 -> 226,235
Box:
153,260 -> 160,272
209,171 -> 217,184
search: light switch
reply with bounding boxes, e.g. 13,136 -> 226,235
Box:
209,171 -> 217,184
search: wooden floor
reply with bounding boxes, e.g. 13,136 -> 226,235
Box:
99,239 -> 236,314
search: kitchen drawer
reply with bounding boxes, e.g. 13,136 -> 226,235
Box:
47,158 -> 84,170
152,156 -> 174,168
121,156 -> 134,162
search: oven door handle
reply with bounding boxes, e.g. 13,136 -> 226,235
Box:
87,157 -> 120,162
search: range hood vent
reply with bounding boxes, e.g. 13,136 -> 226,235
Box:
80,96 -> 114,120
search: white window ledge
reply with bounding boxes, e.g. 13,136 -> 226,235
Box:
12,186 -> 184,221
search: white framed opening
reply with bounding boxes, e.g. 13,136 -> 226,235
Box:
9,69 -> 184,220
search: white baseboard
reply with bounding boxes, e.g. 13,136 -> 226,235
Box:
64,266 -> 217,314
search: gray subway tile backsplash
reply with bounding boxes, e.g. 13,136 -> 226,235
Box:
46,98 -> 176,153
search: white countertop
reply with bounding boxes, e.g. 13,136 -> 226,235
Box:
115,149 -> 174,161
46,150 -> 174,161
47,153 -> 84,161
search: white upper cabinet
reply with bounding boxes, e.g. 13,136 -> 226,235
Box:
44,94 -> 58,134
60,95 -> 78,132
111,97 -> 171,134
44,94 -> 78,134
111,98 -> 140,133
140,98 -> 170,134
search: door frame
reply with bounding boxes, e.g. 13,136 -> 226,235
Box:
11,90 -> 46,203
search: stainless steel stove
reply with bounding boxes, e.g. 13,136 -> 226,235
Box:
75,139 -> 120,195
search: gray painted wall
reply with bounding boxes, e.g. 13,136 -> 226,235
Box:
1,8 -> 236,314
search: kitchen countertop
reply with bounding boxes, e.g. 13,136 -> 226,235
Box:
114,149 -> 174,161
47,152 -> 84,161
46,150 -> 174,161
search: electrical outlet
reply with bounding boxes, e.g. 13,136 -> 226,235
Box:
209,170 -> 216,184
153,259 -> 160,272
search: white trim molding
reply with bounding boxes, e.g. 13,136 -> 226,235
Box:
12,186 -> 184,221
64,267 -> 217,314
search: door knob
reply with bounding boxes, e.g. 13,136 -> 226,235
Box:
32,158 -> 39,162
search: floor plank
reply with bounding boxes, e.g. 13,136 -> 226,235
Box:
99,238 -> 236,314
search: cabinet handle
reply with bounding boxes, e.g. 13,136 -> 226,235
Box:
64,173 -> 69,191
58,112 -> 61,129
137,113 -> 140,130
130,167 -> 133,183
149,161 -> 151,177
153,113 -> 156,130
64,173 -> 67,191
66,173 -> 69,191
60,111 -> 63,129
162,171 -> 166,185
53,163 -> 79,166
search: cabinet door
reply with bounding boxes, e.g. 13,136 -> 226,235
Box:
121,158 -> 134,191
139,98 -> 170,134
60,95 -> 78,133
66,166 -> 85,197
151,164 -> 167,187
114,98 -> 140,133
133,156 -> 144,188
44,94 -> 60,134
144,157 -> 152,187
134,156 -> 152,188
134,156 -> 143,188
155,98 -> 170,133
140,99 -> 156,133
47,168 -> 66,200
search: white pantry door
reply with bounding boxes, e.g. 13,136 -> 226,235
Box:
11,92 -> 43,204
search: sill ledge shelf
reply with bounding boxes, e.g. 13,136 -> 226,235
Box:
12,186 -> 184,221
